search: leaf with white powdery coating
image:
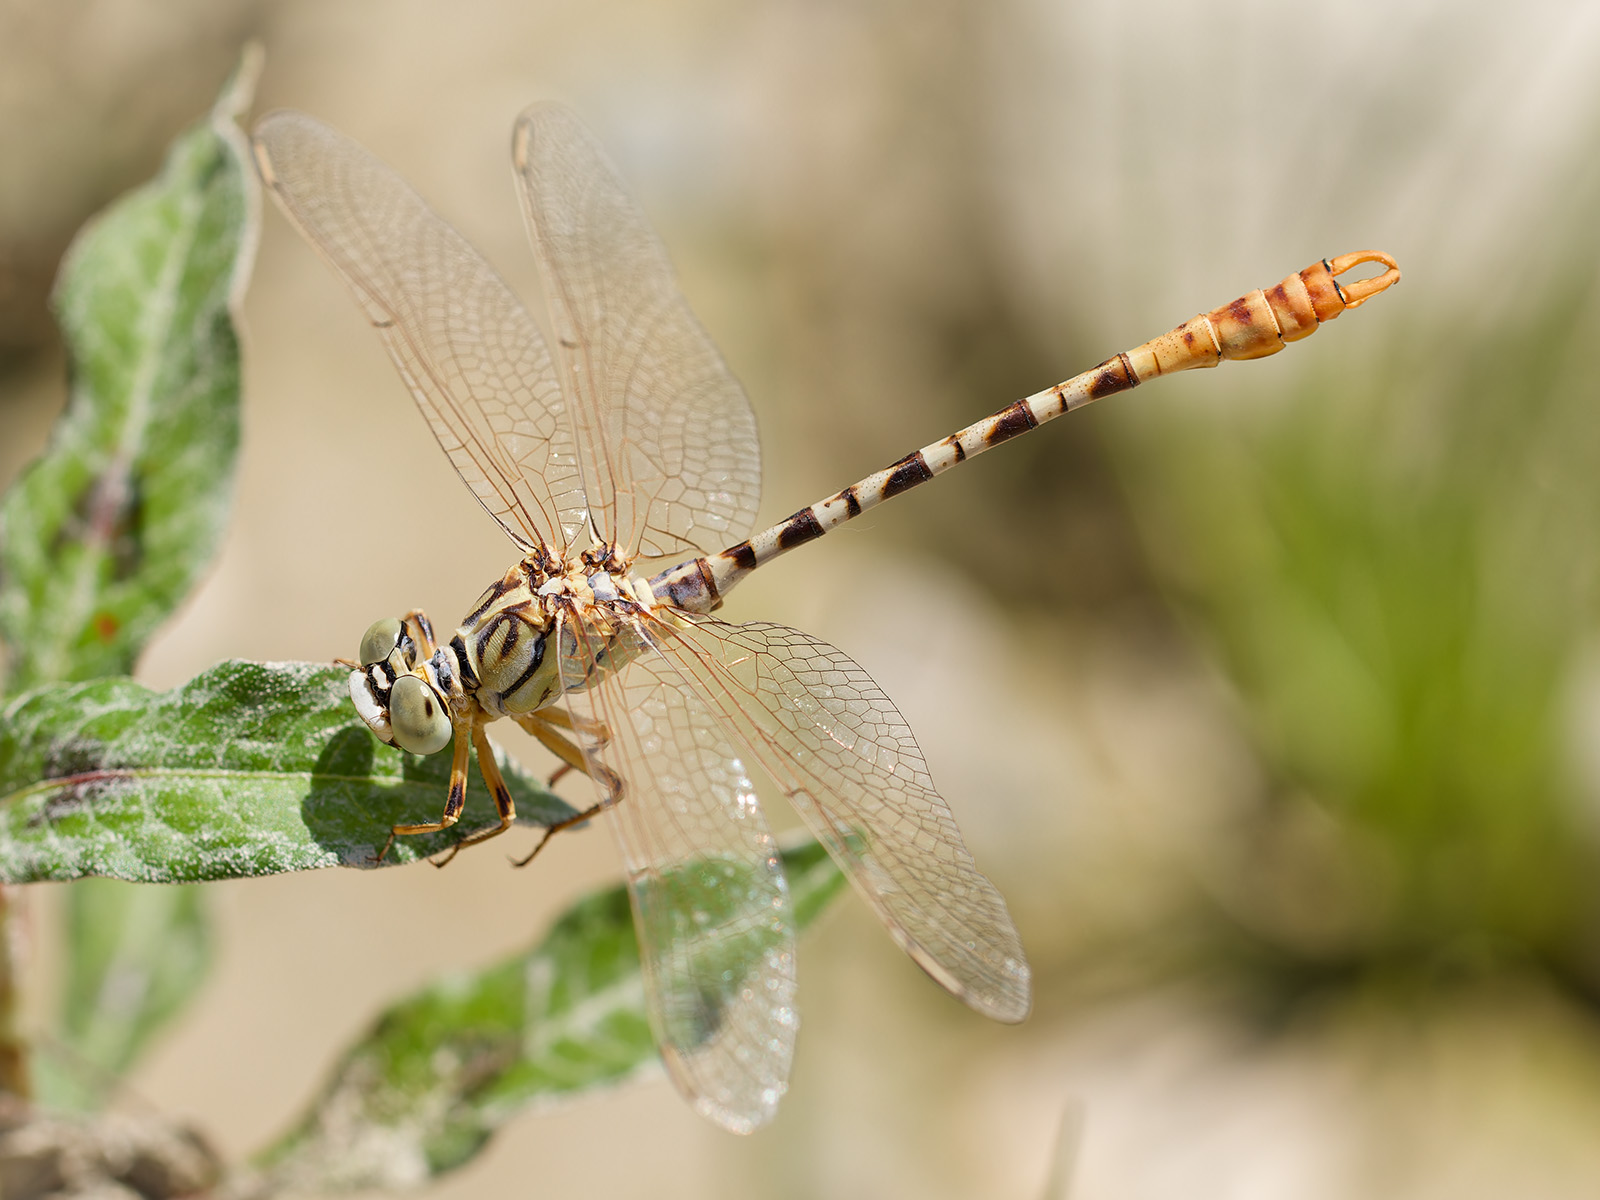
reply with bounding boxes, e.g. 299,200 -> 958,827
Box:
0,660 -> 577,882
0,53 -> 265,1111
0,55 -> 258,691
255,841 -> 847,1192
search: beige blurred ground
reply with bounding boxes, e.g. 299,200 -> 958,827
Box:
8,1 -> 1600,1197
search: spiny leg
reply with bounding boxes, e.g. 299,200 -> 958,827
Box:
511,711 -> 621,868
530,707 -> 610,738
374,724 -> 471,864
427,725 -> 520,867
401,609 -> 439,659
523,707 -> 610,787
512,788 -> 617,869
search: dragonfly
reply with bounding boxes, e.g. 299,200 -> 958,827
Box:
250,102 -> 1399,1134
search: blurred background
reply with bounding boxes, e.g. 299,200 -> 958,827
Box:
7,0 -> 1600,1196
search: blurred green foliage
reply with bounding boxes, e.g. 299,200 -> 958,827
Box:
37,881 -> 210,1111
1121,174 -> 1600,1000
258,840 -> 846,1193
0,58 -> 263,1110
0,55 -> 255,692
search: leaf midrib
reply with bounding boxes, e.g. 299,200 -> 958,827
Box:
1,766 -> 424,810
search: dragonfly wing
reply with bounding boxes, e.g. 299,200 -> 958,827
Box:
555,608 -> 796,1133
252,111 -> 586,553
652,613 -> 1032,1023
512,103 -> 761,561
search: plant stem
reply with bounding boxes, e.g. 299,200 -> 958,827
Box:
0,884 -> 30,1097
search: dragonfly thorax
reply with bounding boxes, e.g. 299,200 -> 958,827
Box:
461,554 -> 658,720
347,553 -> 662,756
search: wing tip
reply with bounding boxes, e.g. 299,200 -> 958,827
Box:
904,931 -> 1034,1024
249,108 -> 332,193
511,99 -> 583,168
510,109 -> 534,169
248,136 -> 279,190
660,1042 -> 790,1135
954,968 -> 1034,1025
694,1089 -> 784,1136
984,979 -> 1035,1025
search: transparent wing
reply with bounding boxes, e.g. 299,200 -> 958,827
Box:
252,110 -> 586,553
651,613 -> 1032,1023
512,103 -> 761,561
555,607 -> 796,1132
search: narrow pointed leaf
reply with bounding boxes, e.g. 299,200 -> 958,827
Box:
0,52 -> 259,691
255,841 -> 846,1192
0,660 -> 576,882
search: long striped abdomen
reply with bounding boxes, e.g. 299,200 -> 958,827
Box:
652,251 -> 1400,613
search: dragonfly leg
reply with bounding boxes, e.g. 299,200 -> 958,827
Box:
515,710 -> 610,782
401,609 -> 439,660
532,707 -> 610,738
525,707 -> 610,786
426,725 -> 519,866
373,724 -> 471,864
510,711 -> 620,868
511,796 -> 609,870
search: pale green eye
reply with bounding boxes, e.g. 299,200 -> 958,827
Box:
359,617 -> 403,667
390,675 -> 451,755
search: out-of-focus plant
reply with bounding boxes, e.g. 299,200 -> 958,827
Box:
0,47 -> 263,1120
1120,157 -> 1600,1001
0,55 -> 846,1196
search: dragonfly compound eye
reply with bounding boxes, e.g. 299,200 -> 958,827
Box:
389,674 -> 452,755
349,667 -> 394,744
359,616 -> 404,666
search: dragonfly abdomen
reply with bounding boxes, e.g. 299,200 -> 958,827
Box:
651,251 -> 1399,615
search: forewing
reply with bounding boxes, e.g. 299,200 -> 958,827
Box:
652,614 -> 1032,1023
555,607 -> 796,1132
512,103 -> 761,561
252,110 -> 585,552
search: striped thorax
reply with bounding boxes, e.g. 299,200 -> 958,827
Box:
456,556 -> 559,718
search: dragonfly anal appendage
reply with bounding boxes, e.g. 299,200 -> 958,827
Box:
1326,249 -> 1402,308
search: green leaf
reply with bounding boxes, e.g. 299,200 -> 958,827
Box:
0,52 -> 263,1112
0,659 -> 577,883
0,52 -> 259,692
33,879 -> 210,1111
256,841 -> 847,1193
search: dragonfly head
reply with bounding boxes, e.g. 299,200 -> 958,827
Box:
350,616 -> 453,755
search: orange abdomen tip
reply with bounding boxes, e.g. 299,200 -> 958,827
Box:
1126,250 -> 1402,377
